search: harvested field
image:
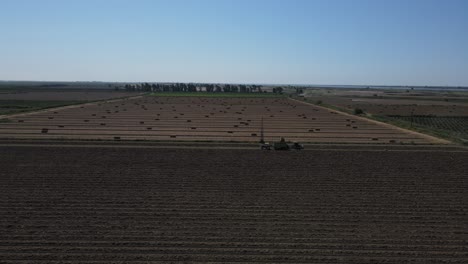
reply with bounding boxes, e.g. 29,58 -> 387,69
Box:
304,96 -> 468,116
0,145 -> 467,263
0,96 -> 437,144
0,100 -> 79,115
0,90 -> 137,101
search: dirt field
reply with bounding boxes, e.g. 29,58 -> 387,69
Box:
303,95 -> 468,116
0,90 -> 138,101
302,87 -> 468,117
1,144 -> 466,263
299,88 -> 468,143
0,96 -> 440,144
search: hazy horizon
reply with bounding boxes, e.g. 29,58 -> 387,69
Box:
1,0 -> 467,86
2,79 -> 468,89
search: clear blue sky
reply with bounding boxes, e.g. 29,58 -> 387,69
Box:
1,0 -> 467,86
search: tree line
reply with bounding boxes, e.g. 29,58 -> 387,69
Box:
119,83 -> 284,94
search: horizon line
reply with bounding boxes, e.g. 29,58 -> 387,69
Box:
1,80 -> 467,89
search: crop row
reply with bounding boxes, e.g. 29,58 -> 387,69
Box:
0,146 -> 466,263
0,96 -> 431,143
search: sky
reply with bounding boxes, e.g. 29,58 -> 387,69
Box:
1,0 -> 468,86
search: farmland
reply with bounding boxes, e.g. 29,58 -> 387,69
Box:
299,88 -> 468,143
0,89 -> 139,115
0,90 -> 138,101
388,116 -> 468,142
0,144 -> 467,263
150,92 -> 284,97
1,87 -> 465,263
0,100 -> 80,115
300,88 -> 468,116
0,95 -> 440,144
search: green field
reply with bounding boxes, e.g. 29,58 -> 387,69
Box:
150,92 -> 285,98
388,116 -> 468,142
0,100 -> 79,115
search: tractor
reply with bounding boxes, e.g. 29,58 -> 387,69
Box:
273,137 -> 290,150
259,117 -> 304,151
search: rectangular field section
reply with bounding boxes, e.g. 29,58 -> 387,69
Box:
0,146 -> 466,263
0,96 -> 434,143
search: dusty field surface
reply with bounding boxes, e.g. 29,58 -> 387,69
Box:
0,96 -> 438,144
306,91 -> 468,116
306,88 -> 468,101
0,90 -> 137,101
304,96 -> 468,116
0,145 -> 467,263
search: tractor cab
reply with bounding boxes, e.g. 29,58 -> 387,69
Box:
260,143 -> 272,150
273,137 -> 290,150
291,142 -> 304,150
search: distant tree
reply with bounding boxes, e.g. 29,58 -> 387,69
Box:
354,108 -> 364,115
206,84 -> 214,92
186,83 -> 196,92
273,87 -> 283,94
141,83 -> 151,92
239,85 -> 247,93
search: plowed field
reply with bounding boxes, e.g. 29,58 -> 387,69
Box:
1,145 -> 467,263
304,96 -> 468,116
0,90 -> 137,101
